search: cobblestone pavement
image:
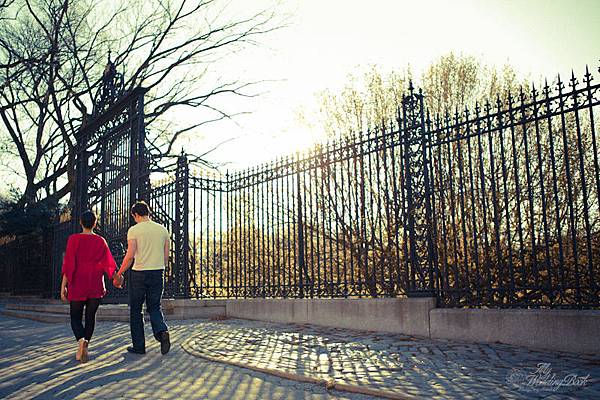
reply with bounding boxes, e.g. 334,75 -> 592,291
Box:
1,313 -> 599,400
182,319 -> 600,400
0,314 -> 373,400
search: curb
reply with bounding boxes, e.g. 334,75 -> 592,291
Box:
181,341 -> 415,400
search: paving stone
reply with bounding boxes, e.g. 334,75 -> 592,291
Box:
3,311 -> 600,399
0,315 -> 378,400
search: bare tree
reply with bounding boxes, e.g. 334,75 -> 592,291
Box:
0,0 -> 13,14
302,53 -> 600,305
0,0 -> 282,210
310,54 -> 522,138
297,54 -> 530,297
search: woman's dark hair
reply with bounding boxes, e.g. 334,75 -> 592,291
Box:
131,201 -> 150,217
80,210 -> 97,229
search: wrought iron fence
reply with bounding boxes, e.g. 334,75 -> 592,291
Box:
426,70 -> 600,307
2,65 -> 599,309
158,67 -> 600,308
0,233 -> 53,296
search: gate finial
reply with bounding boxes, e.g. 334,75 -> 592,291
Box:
92,51 -> 125,116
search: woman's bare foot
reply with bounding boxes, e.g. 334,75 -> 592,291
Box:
76,338 -> 84,361
80,340 -> 89,363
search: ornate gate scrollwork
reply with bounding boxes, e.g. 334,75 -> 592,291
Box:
400,83 -> 438,297
71,57 -> 148,303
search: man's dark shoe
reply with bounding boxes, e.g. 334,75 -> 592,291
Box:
159,331 -> 170,355
126,346 -> 146,355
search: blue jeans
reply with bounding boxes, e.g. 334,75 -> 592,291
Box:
129,269 -> 168,350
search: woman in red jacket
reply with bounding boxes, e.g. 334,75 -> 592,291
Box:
61,210 -> 117,363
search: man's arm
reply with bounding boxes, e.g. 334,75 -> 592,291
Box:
113,239 -> 137,288
164,238 -> 169,267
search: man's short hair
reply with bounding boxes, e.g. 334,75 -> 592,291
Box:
80,210 -> 97,229
131,201 -> 150,217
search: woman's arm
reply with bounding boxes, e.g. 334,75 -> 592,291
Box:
113,239 -> 136,288
62,236 -> 76,284
101,238 -> 118,278
60,274 -> 68,302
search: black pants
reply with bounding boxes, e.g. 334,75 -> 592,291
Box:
70,298 -> 101,341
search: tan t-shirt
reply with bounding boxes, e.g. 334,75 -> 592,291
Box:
127,220 -> 169,270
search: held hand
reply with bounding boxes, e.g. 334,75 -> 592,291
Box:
60,286 -> 68,302
113,273 -> 124,289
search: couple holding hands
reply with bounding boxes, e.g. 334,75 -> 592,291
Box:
60,201 -> 170,363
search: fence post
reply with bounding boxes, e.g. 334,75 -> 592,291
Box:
401,84 -> 438,299
294,153 -> 313,299
134,90 -> 150,199
174,153 -> 190,298
296,169 -> 306,299
73,141 -> 88,219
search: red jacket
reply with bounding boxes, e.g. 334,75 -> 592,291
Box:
62,234 -> 117,301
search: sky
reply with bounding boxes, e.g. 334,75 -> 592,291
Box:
2,0 -> 599,192
181,0 -> 600,172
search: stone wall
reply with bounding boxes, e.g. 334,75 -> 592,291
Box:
215,299 -> 600,355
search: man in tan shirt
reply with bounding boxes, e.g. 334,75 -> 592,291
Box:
113,201 -> 170,355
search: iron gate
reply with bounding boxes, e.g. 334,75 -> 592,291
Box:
42,62 -> 600,308
64,60 -> 148,303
